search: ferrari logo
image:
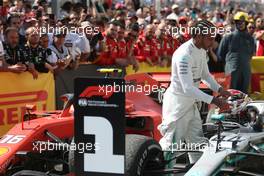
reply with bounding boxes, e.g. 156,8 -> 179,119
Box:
0,147 -> 9,157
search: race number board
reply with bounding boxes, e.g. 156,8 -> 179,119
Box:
74,77 -> 125,176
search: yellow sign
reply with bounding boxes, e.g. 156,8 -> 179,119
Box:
251,57 -> 264,99
0,72 -> 55,136
126,62 -> 171,75
0,147 -> 9,156
251,57 -> 264,74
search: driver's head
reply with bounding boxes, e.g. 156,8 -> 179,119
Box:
191,20 -> 216,50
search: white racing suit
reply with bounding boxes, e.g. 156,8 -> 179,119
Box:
158,39 -> 221,167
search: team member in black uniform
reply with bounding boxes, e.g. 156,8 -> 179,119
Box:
24,27 -> 55,74
2,27 -> 37,77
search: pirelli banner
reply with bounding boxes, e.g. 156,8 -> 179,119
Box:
0,72 -> 55,136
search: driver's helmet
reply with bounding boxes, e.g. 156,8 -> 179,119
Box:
227,89 -> 245,100
227,89 -> 249,113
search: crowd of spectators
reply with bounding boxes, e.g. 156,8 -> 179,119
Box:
0,0 -> 264,79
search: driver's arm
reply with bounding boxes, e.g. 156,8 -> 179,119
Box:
176,55 -> 214,104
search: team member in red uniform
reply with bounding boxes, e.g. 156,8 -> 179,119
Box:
178,16 -> 191,43
134,24 -> 159,66
165,28 -> 181,57
155,23 -> 169,67
116,23 -> 139,72
116,24 -> 127,59
124,23 -> 140,72
95,21 -> 119,66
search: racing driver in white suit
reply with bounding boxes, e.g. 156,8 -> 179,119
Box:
158,20 -> 231,168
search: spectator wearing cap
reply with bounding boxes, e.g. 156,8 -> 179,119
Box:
134,24 -> 158,65
165,14 -> 177,28
166,4 -> 180,22
126,11 -> 138,28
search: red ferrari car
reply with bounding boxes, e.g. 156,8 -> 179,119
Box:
0,71 -> 226,176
